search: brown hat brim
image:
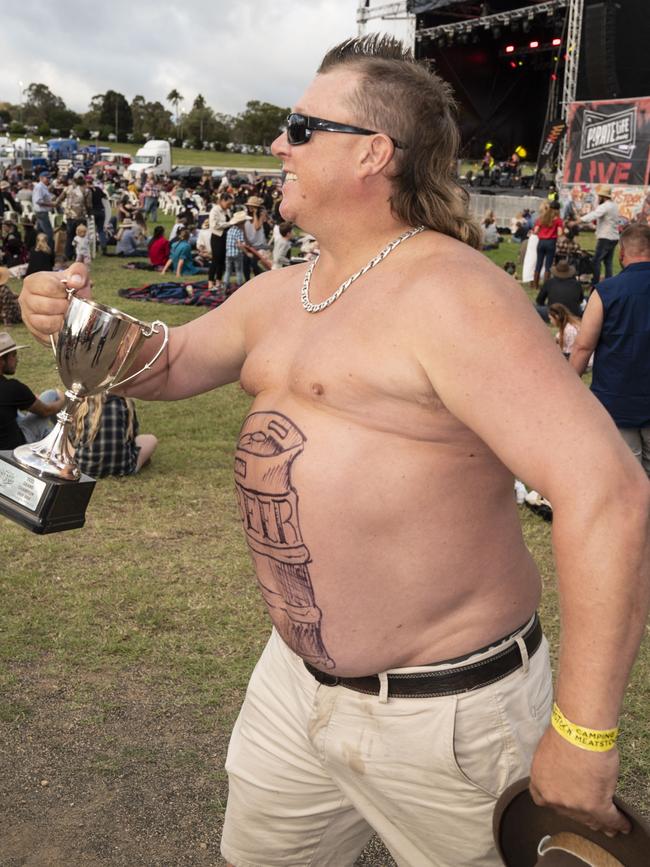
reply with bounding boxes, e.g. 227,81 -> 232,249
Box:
0,345 -> 28,358
493,777 -> 650,867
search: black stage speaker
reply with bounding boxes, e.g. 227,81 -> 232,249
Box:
583,0 -> 619,99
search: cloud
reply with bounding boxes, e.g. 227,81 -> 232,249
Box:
2,0 -> 370,117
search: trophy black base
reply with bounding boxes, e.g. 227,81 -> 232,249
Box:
0,451 -> 96,534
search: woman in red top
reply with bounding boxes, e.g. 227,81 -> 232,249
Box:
148,226 -> 171,270
533,201 -> 563,289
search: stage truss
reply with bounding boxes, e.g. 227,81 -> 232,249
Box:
357,1 -> 585,179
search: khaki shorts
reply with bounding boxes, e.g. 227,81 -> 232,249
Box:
221,622 -> 552,867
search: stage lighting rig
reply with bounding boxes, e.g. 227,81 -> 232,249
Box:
414,0 -> 569,47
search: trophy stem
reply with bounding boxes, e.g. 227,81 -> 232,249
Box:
14,391 -> 82,480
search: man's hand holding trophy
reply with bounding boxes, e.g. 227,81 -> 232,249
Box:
0,265 -> 168,533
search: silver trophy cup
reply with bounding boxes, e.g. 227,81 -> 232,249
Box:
14,289 -> 168,481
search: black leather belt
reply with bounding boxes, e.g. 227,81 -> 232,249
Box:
303,614 -> 542,698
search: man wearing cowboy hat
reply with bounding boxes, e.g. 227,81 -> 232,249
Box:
223,210 -> 251,291
115,219 -> 145,258
242,195 -> 270,281
17,35 -> 650,866
535,259 -> 584,321
580,185 -> 620,286
0,332 -> 64,450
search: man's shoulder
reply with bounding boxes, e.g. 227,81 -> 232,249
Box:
600,262 -> 650,293
407,232 -> 508,300
0,377 -> 35,402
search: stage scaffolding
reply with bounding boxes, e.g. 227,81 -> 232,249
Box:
357,0 -> 585,181
357,1 -> 415,40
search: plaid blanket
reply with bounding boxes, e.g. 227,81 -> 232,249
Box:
118,281 -> 226,309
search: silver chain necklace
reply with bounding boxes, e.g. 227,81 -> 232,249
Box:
300,225 -> 425,313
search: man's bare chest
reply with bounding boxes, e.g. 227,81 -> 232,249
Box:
239,299 -> 465,442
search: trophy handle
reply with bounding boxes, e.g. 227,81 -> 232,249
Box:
107,321 -> 169,391
48,278 -> 78,355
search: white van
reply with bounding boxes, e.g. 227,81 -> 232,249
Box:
128,140 -> 172,177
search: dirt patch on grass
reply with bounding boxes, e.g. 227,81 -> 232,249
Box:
0,662 -> 395,866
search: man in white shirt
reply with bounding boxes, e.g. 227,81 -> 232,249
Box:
208,192 -> 233,289
31,172 -> 55,248
580,184 -> 620,285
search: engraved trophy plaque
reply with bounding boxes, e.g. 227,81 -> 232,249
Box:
0,289 -> 168,533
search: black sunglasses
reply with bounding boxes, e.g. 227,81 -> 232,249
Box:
285,113 -> 404,149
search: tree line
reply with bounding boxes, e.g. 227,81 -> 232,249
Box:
0,83 -> 289,149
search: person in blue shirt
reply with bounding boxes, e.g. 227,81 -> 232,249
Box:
115,218 -> 147,257
162,229 -> 207,277
571,222 -> 650,475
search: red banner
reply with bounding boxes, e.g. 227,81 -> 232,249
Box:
563,96 -> 650,187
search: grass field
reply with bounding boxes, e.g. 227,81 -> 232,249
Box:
0,219 -> 646,866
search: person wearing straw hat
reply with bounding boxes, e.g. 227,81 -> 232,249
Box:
18,35 -> 650,867
580,185 -> 620,285
0,331 -> 64,449
242,195 -> 270,280
222,210 -> 251,292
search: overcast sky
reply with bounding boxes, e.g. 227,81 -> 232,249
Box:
1,0 -> 410,117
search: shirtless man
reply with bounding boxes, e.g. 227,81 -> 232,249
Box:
19,37 -> 650,867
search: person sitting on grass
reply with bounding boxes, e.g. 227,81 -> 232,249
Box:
535,259 -> 584,322
133,211 -> 148,246
115,219 -> 147,258
161,229 -> 209,278
0,330 -> 64,449
0,267 -> 22,325
73,393 -> 158,478
480,214 -> 501,250
25,233 -> 55,277
548,302 -> 585,360
148,226 -> 171,271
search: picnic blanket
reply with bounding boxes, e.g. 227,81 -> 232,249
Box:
118,280 -> 226,309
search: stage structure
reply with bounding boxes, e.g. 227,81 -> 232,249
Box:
357,1 -> 416,44
358,2 -> 650,171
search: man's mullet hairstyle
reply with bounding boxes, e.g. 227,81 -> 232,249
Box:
318,34 -> 481,250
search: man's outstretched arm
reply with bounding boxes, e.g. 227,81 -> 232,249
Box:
19,262 -> 264,402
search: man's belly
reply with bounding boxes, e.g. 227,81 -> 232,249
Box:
233,401 -> 540,677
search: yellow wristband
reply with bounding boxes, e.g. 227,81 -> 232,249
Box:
551,703 -> 619,752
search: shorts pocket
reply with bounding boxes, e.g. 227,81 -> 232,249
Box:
448,690 -> 511,798
527,639 -> 553,721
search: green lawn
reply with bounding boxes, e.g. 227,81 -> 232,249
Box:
0,220 -> 646,864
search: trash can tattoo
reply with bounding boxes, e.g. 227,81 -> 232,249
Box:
234,411 -> 335,669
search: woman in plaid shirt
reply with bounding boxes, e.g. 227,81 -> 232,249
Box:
74,394 -> 158,478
